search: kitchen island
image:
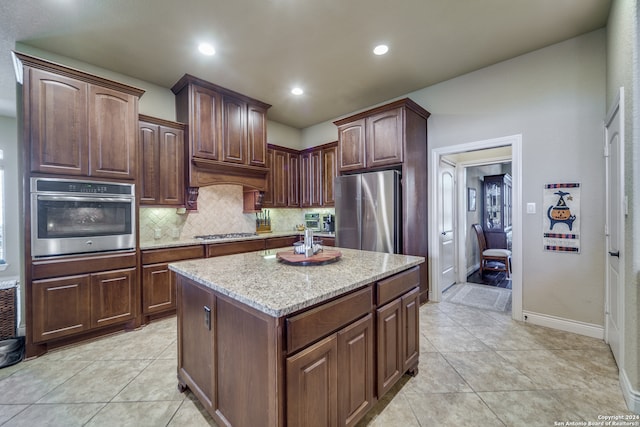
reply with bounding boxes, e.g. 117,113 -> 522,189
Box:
170,247 -> 424,427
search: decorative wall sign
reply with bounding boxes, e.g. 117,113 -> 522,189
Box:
543,183 -> 580,253
467,187 -> 476,211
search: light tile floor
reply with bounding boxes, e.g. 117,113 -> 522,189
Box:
0,298 -> 631,426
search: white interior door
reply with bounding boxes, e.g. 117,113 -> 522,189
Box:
439,161 -> 456,290
605,87 -> 624,368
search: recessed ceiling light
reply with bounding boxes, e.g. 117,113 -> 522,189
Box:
198,43 -> 216,56
291,87 -> 304,95
373,44 -> 389,55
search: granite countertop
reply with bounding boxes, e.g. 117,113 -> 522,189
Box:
140,231 -> 335,250
169,247 -> 424,317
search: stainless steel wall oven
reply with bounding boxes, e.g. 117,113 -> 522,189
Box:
30,178 -> 135,258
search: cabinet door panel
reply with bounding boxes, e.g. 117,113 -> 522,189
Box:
262,148 -> 275,207
311,150 -> 322,207
89,86 -> 137,179
288,153 -> 300,207
90,268 -> 136,328
192,85 -> 221,160
338,120 -> 365,172
247,104 -> 267,166
322,146 -> 338,206
32,275 -> 91,343
337,314 -> 374,427
300,153 -> 312,207
29,68 -> 88,175
401,287 -> 420,372
139,122 -> 160,203
159,126 -> 185,205
142,264 -> 175,314
273,150 -> 288,207
376,298 -> 403,397
366,108 -> 403,168
177,277 -> 216,409
287,334 -> 338,427
222,96 -> 246,164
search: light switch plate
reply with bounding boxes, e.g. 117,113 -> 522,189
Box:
527,202 -> 536,214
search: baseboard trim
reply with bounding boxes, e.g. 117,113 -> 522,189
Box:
522,310 -> 604,339
620,368 -> 640,414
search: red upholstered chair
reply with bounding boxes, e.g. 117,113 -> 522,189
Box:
472,223 -> 511,277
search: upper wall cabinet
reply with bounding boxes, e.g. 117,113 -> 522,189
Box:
334,99 -> 428,173
172,74 -> 271,190
139,115 -> 186,206
15,52 -> 144,180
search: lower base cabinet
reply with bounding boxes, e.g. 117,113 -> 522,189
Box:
32,267 -> 136,343
287,313 -> 374,427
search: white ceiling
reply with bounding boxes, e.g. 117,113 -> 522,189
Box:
0,0 -> 611,129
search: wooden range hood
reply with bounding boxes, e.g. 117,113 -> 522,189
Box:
172,74 -> 271,209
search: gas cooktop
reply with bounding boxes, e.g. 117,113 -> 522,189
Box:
194,232 -> 258,240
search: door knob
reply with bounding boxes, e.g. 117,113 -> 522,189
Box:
441,231 -> 446,235
608,250 -> 620,257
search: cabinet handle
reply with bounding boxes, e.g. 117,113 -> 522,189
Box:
204,306 -> 211,330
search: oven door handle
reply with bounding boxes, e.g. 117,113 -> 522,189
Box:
36,195 -> 134,203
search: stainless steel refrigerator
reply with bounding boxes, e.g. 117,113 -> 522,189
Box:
334,170 -> 401,253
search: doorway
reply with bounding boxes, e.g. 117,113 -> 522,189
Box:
429,135 -> 523,321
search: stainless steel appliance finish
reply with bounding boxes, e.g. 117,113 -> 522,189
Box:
304,213 -> 321,231
321,214 -> 335,233
30,178 -> 135,258
334,170 -> 401,254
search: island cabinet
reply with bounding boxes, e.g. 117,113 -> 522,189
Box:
172,74 -> 271,190
174,254 -> 422,427
29,252 -> 138,352
15,52 -> 144,180
138,115 -> 186,206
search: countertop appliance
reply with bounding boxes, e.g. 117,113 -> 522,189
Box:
304,213 -> 321,231
334,170 -> 401,254
30,177 -> 135,258
321,214 -> 335,233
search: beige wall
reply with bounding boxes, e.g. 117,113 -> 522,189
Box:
606,0 -> 639,406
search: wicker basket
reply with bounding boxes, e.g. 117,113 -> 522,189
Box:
0,287 -> 16,339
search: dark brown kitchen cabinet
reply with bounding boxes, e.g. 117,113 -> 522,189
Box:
177,265 -> 418,427
300,149 -> 322,208
322,144 -> 338,206
262,149 -> 275,206
172,74 -> 271,189
88,86 -> 138,179
32,275 -> 91,343
139,115 -> 185,206
189,84 -> 222,160
288,153 -> 300,207
337,119 -> 366,172
17,53 -> 144,180
335,99 -> 431,303
375,266 -> 420,397
272,149 -> 289,207
31,267 -> 136,343
287,334 -> 339,427
177,278 -> 216,410
336,108 -> 402,172
27,68 -> 88,176
90,268 -> 136,329
141,245 -> 205,318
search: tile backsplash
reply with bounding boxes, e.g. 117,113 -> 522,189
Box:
139,185 -> 334,241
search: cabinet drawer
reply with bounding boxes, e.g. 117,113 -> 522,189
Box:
286,286 -> 372,354
264,236 -> 299,249
32,252 -> 137,280
142,245 -> 205,264
206,240 -> 265,257
376,266 -> 420,306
